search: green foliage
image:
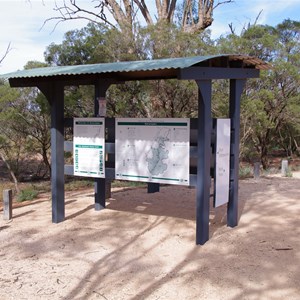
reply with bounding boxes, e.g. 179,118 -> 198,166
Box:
111,180 -> 146,188
0,80 -> 51,180
2,16 -> 300,179
140,21 -> 214,59
285,167 -> 293,178
44,21 -> 213,119
239,166 -> 253,179
17,187 -> 39,202
214,20 -> 300,168
65,179 -> 94,191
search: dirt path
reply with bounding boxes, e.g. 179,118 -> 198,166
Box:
0,175 -> 299,299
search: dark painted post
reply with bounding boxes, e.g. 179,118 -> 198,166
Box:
51,83 -> 65,223
147,183 -> 160,193
228,79 -> 246,227
94,80 -> 111,210
195,80 -> 212,245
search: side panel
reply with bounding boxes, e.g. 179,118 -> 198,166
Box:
214,119 -> 231,207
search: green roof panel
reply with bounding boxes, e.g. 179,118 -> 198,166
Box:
0,55 -> 269,81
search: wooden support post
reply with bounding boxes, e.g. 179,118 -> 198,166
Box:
147,183 -> 160,193
228,79 -> 246,227
195,80 -> 212,245
50,83 -> 65,223
94,80 -> 111,210
3,189 -> 12,220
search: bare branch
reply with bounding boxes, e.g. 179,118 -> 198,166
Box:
156,0 -> 163,20
182,0 -> 234,33
167,0 -> 177,22
228,22 -> 235,34
43,0 -> 233,35
213,0 -> 234,10
254,9 -> 263,26
182,0 -> 192,29
43,0 -> 117,32
133,0 -> 154,25
155,0 -> 178,22
0,42 -> 12,64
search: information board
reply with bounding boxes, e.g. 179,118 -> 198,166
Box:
214,119 -> 231,207
73,118 -> 105,178
115,118 -> 190,185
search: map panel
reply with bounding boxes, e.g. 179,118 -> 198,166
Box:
73,118 -> 105,178
115,118 -> 190,185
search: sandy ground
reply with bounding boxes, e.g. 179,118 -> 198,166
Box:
0,174 -> 300,300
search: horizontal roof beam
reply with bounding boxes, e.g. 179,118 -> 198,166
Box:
178,67 -> 260,80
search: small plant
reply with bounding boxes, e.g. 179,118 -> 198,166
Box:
17,186 -> 39,202
112,180 -> 147,188
65,179 -> 94,191
263,167 -> 279,176
285,167 -> 293,178
239,166 -> 252,178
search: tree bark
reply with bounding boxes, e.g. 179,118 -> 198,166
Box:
133,0 -> 154,25
182,0 -> 233,33
0,150 -> 20,193
47,1 -> 233,34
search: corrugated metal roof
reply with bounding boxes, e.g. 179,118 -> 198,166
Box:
0,55 -> 269,80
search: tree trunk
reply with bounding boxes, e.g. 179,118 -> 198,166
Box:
260,144 -> 269,170
49,1 -> 233,34
0,150 -> 20,193
42,145 -> 51,176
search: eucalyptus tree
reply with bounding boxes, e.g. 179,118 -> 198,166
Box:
44,20 -> 214,118
0,83 -> 22,191
214,21 -> 300,168
43,1 -> 230,119
48,0 -> 234,34
0,61 -> 52,182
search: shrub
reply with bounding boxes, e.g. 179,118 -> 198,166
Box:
239,166 -> 252,179
17,187 -> 38,202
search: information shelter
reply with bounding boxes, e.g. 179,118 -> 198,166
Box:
1,55 -> 269,244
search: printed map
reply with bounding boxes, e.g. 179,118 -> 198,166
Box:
115,118 -> 190,185
146,128 -> 170,176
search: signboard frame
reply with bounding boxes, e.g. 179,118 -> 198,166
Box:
73,117 -> 105,178
115,118 -> 190,186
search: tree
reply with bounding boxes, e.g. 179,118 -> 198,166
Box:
0,61 -> 52,182
47,0 -> 234,34
215,21 -> 300,168
0,84 -> 22,192
45,21 -> 214,119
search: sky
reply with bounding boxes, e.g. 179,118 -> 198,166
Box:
0,0 -> 299,74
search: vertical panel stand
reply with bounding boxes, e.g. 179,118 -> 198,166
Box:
196,80 -> 212,245
228,79 -> 246,227
50,83 -> 65,223
147,183 -> 160,193
3,189 -> 12,220
94,80 -> 111,210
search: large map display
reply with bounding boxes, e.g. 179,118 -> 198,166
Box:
73,118 -> 105,178
115,118 -> 190,185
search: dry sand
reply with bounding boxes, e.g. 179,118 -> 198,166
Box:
0,174 -> 300,300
